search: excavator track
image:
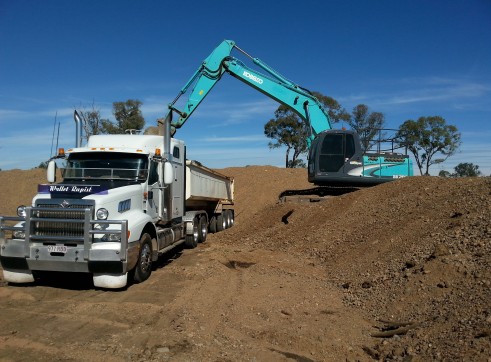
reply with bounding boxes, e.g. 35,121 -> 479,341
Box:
278,186 -> 360,203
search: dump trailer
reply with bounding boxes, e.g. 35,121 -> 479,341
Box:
0,113 -> 234,289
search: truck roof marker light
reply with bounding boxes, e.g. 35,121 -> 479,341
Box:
109,147 -> 115,150
155,148 -> 161,156
91,148 -> 97,150
137,149 -> 143,153
58,148 -> 65,157
100,148 -> 106,150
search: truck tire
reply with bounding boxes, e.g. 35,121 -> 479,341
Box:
209,215 -> 217,233
224,210 -> 234,228
216,214 -> 226,232
133,233 -> 152,283
198,215 -> 208,243
185,217 -> 199,248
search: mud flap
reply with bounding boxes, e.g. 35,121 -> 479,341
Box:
3,269 -> 35,283
93,272 -> 128,289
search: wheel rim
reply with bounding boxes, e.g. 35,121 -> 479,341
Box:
139,243 -> 152,273
193,220 -> 199,242
200,217 -> 207,240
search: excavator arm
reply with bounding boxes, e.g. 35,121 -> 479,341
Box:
164,40 -> 332,145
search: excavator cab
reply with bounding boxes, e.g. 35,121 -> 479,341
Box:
308,129 -> 413,187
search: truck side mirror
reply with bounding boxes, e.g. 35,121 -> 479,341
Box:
163,161 -> 174,185
47,160 -> 57,183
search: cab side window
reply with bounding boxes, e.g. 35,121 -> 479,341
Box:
148,161 -> 159,184
173,146 -> 180,159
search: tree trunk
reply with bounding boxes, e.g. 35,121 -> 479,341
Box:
285,147 -> 291,168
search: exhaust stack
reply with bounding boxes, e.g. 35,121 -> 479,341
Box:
74,110 -> 82,147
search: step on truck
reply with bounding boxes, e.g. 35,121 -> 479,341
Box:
0,112 -> 234,289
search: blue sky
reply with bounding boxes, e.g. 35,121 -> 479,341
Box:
1,0 -> 490,176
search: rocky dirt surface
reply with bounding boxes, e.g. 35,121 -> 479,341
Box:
0,167 -> 490,361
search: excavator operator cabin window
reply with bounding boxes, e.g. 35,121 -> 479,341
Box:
345,134 -> 355,159
319,134 -> 344,173
318,133 -> 355,173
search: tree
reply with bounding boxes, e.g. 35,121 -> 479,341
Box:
264,94 -> 347,168
438,170 -> 451,177
311,92 -> 350,124
101,99 -> 145,134
348,104 -> 386,151
76,103 -> 108,140
396,116 -> 461,176
452,162 -> 481,177
264,105 -> 308,168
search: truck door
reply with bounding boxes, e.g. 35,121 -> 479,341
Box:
171,145 -> 184,218
146,160 -> 160,221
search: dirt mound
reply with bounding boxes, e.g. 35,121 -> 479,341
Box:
0,167 -> 490,361
215,167 -> 491,360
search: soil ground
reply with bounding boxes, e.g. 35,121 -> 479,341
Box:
0,167 -> 490,361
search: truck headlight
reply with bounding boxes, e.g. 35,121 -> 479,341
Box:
96,208 -> 109,220
17,205 -> 27,218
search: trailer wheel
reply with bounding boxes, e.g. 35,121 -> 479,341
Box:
227,210 -> 234,228
198,215 -> 208,243
209,215 -> 217,233
224,210 -> 234,229
133,233 -> 152,283
185,217 -> 199,248
216,214 -> 226,232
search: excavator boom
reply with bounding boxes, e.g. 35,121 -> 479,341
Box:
165,40 -> 332,146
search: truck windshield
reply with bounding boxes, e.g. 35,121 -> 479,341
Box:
64,152 -> 148,181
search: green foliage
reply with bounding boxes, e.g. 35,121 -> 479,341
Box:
264,105 -> 308,168
264,93 -> 347,168
287,159 -> 307,168
396,116 -> 461,176
311,92 -> 350,124
438,170 -> 451,177
452,162 -> 481,177
348,104 -> 386,151
101,99 -> 145,134
37,161 -> 49,169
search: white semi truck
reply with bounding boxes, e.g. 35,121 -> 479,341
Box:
0,112 -> 234,288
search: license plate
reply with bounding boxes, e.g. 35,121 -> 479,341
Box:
47,245 -> 68,254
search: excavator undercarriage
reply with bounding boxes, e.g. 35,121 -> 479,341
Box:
278,185 -> 360,203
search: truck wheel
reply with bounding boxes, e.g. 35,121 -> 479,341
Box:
209,215 -> 217,233
185,217 -> 199,248
227,210 -> 234,228
216,214 -> 226,232
133,233 -> 152,283
224,210 -> 233,229
198,215 -> 208,243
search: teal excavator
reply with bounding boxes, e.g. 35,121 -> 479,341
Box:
162,40 -> 413,189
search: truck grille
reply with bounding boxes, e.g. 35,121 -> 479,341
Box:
33,201 -> 94,239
